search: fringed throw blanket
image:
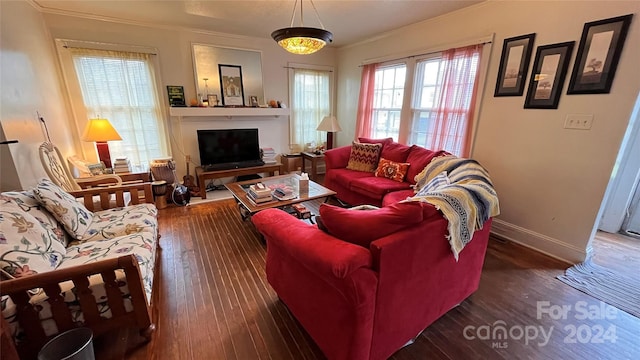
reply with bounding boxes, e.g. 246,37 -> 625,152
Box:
402,155 -> 500,260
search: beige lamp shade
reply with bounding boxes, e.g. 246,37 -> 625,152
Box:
82,118 -> 122,142
316,116 -> 342,132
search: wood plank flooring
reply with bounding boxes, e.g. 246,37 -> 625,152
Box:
94,200 -> 640,360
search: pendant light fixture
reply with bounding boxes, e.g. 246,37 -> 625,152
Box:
271,0 -> 333,55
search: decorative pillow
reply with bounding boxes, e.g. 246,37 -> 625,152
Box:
375,157 -> 410,182
415,170 -> 451,195
319,202 -> 424,248
1,191 -> 70,247
0,198 -> 65,278
33,178 -> 94,239
346,141 -> 382,172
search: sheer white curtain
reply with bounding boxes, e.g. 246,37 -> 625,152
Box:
289,68 -> 331,152
70,48 -> 169,172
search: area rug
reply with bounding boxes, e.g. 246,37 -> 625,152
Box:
557,260 -> 640,318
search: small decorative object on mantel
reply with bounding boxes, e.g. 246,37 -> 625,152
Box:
166,85 -> 186,107
524,41 -> 575,109
249,95 -> 259,107
567,14 -> 633,95
219,64 -> 245,106
494,33 -> 536,97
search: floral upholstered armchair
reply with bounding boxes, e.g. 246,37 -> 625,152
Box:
0,178 -> 159,359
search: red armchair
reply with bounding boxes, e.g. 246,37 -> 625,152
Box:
252,201 -> 492,360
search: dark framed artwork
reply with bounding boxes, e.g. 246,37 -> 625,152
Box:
218,64 -> 245,106
524,41 -> 575,109
166,85 -> 186,107
494,33 -> 536,96
567,14 -> 633,94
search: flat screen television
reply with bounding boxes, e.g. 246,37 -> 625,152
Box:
197,128 -> 263,170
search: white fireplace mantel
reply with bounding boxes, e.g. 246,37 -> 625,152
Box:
169,107 -> 289,118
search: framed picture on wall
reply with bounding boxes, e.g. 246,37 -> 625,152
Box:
218,64 -> 245,106
494,33 -> 536,97
524,41 -> 575,109
567,14 -> 633,94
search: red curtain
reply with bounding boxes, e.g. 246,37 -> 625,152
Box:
427,44 -> 482,157
355,63 -> 378,139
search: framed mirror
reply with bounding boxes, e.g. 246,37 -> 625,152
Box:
192,44 -> 264,106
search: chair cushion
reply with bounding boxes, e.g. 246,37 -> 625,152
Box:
0,198 -> 66,277
33,178 -> 94,239
75,204 -> 158,243
346,141 -> 382,173
1,191 -> 70,247
319,202 -> 424,248
374,158 -> 410,182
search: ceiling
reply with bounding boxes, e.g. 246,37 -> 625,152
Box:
33,0 -> 484,47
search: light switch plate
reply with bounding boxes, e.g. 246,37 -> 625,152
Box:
564,114 -> 593,130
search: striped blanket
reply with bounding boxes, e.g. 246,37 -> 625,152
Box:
402,155 -> 500,260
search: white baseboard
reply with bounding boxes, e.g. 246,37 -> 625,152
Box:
490,219 -> 587,264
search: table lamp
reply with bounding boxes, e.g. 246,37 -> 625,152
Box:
82,118 -> 122,169
316,115 -> 342,150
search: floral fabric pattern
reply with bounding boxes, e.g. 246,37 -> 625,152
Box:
0,199 -> 66,277
75,204 -> 158,242
33,179 -> 94,239
374,157 -> 410,182
1,191 -> 70,247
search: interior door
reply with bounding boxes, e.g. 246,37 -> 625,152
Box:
623,183 -> 640,237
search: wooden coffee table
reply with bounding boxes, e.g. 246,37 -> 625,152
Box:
225,174 -> 336,221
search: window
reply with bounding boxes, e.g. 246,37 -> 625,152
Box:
372,64 -> 406,141
67,47 -> 169,172
362,44 -> 485,156
289,66 -> 332,152
411,51 -> 479,155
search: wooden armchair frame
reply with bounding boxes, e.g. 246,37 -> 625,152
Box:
1,183 -> 159,359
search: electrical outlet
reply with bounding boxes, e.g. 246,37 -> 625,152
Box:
564,114 -> 593,130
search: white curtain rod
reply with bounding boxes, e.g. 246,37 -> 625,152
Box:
360,34 -> 494,66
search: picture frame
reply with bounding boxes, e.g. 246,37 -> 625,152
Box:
494,33 -> 536,97
207,94 -> 218,107
524,41 -> 575,109
249,95 -> 259,107
166,85 -> 186,107
567,14 -> 633,94
218,64 -> 245,106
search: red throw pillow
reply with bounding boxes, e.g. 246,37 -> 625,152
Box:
374,157 -> 410,182
346,141 -> 382,172
319,202 -> 424,248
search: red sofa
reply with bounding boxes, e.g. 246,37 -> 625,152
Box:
252,201 -> 492,360
323,137 -> 449,207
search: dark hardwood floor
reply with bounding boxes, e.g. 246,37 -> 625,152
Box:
94,199 -> 640,360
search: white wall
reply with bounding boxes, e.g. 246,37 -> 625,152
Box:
0,1 -> 76,191
41,12 -> 337,177
336,1 -> 640,262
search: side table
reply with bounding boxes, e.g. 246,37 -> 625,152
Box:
301,152 -> 325,181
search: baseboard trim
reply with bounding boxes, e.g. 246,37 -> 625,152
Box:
490,219 -> 587,264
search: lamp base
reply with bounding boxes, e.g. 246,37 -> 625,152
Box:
326,132 -> 335,150
96,142 -> 113,169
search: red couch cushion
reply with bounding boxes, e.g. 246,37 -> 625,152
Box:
380,142 -> 412,163
319,202 -> 424,248
350,176 -> 412,200
382,189 -> 415,206
405,146 -> 446,184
